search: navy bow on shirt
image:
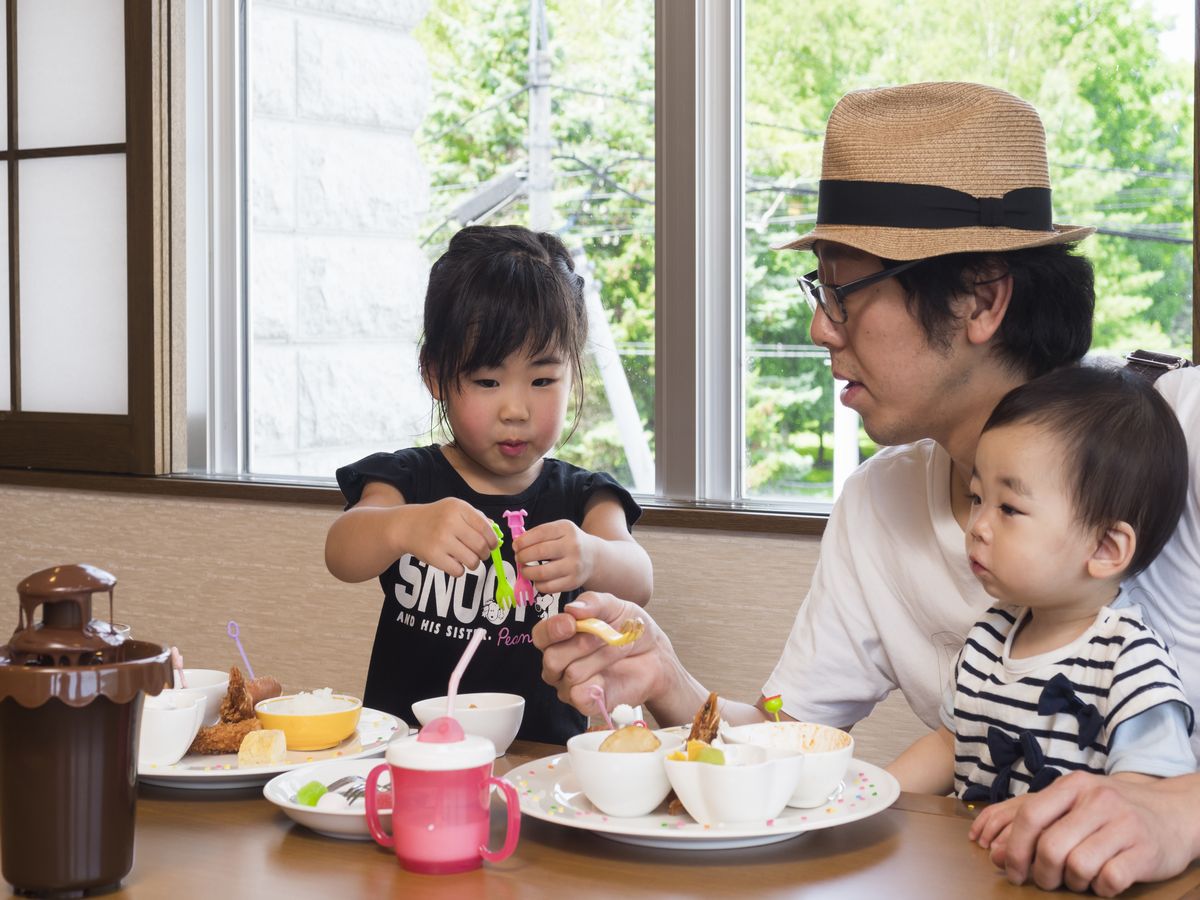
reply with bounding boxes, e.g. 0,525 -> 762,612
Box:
1038,673 -> 1105,749
962,726 -> 1062,803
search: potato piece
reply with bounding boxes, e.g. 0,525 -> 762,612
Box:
598,724 -> 661,753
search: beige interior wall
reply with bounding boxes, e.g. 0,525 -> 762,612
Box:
0,484 -> 929,765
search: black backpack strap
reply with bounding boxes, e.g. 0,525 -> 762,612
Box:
1124,349 -> 1193,383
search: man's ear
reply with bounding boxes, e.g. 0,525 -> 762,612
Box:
962,267 -> 1013,347
1086,521 -> 1136,581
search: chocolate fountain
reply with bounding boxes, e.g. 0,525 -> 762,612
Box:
0,565 -> 171,897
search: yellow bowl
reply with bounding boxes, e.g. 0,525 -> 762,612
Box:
254,694 -> 363,751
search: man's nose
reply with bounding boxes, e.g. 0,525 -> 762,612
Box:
809,303 -> 844,347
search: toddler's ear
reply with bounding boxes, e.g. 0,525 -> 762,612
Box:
1086,521 -> 1136,581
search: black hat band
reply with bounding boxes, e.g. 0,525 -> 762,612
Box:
816,180 -> 1053,232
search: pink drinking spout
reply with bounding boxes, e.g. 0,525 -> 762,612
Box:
418,716 -> 465,743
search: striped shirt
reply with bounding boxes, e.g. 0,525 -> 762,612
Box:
950,604 -> 1193,801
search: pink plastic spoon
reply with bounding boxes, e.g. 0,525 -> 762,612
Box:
588,684 -> 615,731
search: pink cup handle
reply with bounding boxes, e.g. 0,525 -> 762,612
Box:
364,762 -> 393,848
479,776 -> 521,862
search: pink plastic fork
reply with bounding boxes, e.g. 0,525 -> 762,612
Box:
503,509 -> 535,607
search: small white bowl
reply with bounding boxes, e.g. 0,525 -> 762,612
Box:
664,743 -> 804,825
263,758 -> 391,841
566,729 -> 682,817
173,668 -> 230,727
411,693 -> 525,757
140,689 -> 206,766
720,721 -> 853,808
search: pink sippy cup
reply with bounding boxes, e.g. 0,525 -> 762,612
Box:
365,716 -> 520,874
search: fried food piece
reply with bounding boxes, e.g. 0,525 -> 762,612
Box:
219,665 -> 255,723
599,725 -> 661,753
189,717 -> 262,755
687,691 -> 721,744
575,617 -> 645,647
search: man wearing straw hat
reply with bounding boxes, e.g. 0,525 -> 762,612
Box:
534,81 -> 1200,895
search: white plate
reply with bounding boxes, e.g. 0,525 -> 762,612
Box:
137,708 -> 408,789
506,753 -> 899,850
263,758 -> 392,841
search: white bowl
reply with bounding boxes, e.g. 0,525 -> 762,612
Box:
263,758 -> 391,841
719,721 -> 853,808
566,729 -> 682,817
173,668 -> 230,727
411,693 -> 525,757
140,689 -> 206,766
664,743 -> 804,825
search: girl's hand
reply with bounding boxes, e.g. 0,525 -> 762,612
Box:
406,497 -> 497,577
514,519 -> 594,595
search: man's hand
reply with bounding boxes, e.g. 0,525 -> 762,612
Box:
532,592 -> 677,717
968,771 -> 1200,897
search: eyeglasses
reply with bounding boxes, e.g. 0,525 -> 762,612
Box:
797,258 -> 925,325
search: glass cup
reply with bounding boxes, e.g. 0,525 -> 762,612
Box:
364,727 -> 520,874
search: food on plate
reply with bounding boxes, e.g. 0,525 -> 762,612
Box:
237,729 -> 287,767
687,691 -> 721,743
575,617 -> 645,647
188,665 -> 276,755
599,724 -> 661,753
265,687 -> 355,715
247,674 -> 283,705
218,665 -> 256,723
667,739 -> 726,765
296,780 -> 327,807
189,717 -> 262,754
667,692 -> 724,813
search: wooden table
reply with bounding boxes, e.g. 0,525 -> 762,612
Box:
8,742 -> 1200,899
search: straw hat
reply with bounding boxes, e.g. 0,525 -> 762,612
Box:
777,82 -> 1094,260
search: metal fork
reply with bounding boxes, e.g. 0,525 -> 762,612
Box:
341,780 -> 389,805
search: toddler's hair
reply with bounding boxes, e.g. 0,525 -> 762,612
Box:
419,225 -> 587,437
982,364 -> 1188,577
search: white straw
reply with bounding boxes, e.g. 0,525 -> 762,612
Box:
446,628 -> 486,719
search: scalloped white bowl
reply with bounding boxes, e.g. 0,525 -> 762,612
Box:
719,721 -> 853,808
664,743 -> 804,825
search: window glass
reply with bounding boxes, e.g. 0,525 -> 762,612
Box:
246,0 -> 655,489
742,0 -> 1194,504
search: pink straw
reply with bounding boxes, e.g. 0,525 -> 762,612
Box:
588,684 -> 615,730
446,628 -> 486,719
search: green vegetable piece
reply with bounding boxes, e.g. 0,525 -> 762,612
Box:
695,746 -> 725,766
296,780 -> 327,806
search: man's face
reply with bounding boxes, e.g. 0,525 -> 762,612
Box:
809,242 -> 970,446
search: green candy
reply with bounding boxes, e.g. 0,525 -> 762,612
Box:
695,745 -> 725,766
295,780 -> 327,806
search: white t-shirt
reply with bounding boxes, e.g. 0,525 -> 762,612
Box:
763,367 -> 1200,759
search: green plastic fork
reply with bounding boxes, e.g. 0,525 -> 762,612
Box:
489,521 -> 515,610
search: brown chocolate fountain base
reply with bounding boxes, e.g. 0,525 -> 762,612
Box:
0,695 -> 141,898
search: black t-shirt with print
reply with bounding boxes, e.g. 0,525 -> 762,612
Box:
336,445 -> 641,745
